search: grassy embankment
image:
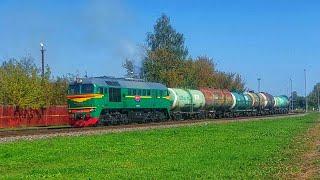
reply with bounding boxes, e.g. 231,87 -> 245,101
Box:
0,113 -> 319,179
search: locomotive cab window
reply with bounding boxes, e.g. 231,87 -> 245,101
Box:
142,89 -> 146,96
128,89 -> 132,96
147,90 -> 151,96
159,90 -> 163,97
109,88 -> 121,102
99,87 -> 104,94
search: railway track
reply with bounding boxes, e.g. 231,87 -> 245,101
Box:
0,113 -> 305,143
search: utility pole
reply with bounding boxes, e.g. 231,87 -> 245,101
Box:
258,78 -> 261,92
304,69 -> 307,113
40,43 -> 45,79
290,78 -> 293,111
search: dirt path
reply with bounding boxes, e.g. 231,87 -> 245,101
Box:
289,118 -> 320,179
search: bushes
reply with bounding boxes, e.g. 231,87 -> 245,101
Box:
0,57 -> 68,108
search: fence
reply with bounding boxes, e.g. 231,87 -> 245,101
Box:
0,105 -> 69,128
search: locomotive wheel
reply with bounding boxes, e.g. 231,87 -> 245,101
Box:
173,113 -> 183,121
158,111 -> 167,121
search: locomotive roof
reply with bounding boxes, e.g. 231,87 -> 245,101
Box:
72,77 -> 168,90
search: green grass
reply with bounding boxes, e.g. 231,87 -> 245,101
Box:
0,114 -> 319,179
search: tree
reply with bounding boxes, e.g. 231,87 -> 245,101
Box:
193,56 -> 216,88
143,48 -> 187,87
211,71 -> 245,91
0,57 -> 46,108
47,76 -> 69,105
307,83 -> 320,109
176,56 -> 216,89
291,91 -> 305,109
229,73 -> 245,91
142,14 -> 188,86
138,14 -> 246,90
146,14 -> 188,59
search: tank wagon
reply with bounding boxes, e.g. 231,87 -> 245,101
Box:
67,77 -> 289,127
273,95 -> 290,113
168,88 -> 206,120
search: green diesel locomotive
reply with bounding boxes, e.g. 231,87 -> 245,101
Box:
67,76 -> 171,127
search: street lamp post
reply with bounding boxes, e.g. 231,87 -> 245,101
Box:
317,85 -> 320,112
290,78 -> 293,111
40,43 -> 45,79
258,78 -> 261,92
304,69 -> 307,113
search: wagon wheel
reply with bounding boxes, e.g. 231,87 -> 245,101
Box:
172,113 -> 181,121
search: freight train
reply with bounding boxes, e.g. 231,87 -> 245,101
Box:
67,77 -> 289,127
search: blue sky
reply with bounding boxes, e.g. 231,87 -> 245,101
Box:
0,0 -> 319,96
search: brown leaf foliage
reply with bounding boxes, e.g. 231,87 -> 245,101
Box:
143,51 -> 245,91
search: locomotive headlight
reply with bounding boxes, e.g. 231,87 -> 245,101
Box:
76,78 -> 83,83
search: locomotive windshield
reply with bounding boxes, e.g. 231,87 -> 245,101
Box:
68,84 -> 94,94
81,84 -> 94,94
68,85 -> 80,94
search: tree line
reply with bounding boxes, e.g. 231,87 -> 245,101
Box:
4,14 -> 317,109
123,14 -> 245,91
291,83 -> 320,111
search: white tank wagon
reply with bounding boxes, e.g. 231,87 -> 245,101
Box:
168,88 -> 206,119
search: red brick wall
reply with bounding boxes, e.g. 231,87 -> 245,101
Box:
0,106 -> 69,128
